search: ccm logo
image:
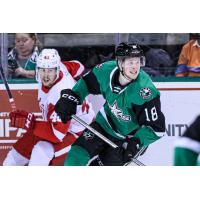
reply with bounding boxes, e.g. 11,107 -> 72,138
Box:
62,94 -> 79,104
25,113 -> 33,128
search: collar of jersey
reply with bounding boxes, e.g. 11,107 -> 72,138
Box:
193,40 -> 200,48
110,67 -> 128,94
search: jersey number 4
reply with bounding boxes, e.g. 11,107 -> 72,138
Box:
50,111 -> 61,122
144,106 -> 158,121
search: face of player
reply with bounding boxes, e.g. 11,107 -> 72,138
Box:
38,68 -> 57,87
15,33 -> 36,58
121,57 -> 141,80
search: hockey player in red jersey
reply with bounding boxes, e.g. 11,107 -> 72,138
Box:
3,49 -> 95,166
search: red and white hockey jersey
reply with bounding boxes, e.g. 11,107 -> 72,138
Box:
34,69 -> 95,143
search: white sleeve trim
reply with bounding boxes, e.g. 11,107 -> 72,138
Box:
174,137 -> 200,153
52,125 -> 65,142
71,60 -> 85,78
54,146 -> 71,157
154,131 -> 165,137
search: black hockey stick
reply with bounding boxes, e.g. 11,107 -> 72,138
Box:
0,63 -> 16,111
72,115 -> 146,166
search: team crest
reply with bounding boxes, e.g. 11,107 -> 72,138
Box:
83,129 -> 94,140
139,88 -> 152,99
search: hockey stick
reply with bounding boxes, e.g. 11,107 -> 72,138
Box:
72,115 -> 118,148
0,63 -> 16,111
124,146 -> 147,166
72,115 -> 146,166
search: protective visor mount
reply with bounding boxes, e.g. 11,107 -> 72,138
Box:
120,55 -> 146,67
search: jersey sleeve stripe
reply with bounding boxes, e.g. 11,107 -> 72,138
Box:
54,146 -> 71,157
52,125 -> 66,141
82,70 -> 101,94
174,137 -> 200,153
71,60 -> 85,78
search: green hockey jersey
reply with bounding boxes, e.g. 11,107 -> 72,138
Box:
73,60 -> 165,146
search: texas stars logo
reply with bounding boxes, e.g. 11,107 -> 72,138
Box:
95,63 -> 103,69
139,88 -> 152,99
109,101 -> 131,121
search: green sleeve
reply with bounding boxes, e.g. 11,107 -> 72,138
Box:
72,67 -> 102,103
133,126 -> 161,147
174,147 -> 198,166
72,78 -> 89,103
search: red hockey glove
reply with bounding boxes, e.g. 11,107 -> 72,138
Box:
9,110 -> 36,132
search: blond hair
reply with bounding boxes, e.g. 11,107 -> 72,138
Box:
15,33 -> 43,51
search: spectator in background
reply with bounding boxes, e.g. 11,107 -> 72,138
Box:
8,33 -> 42,79
142,46 -> 174,77
175,33 -> 200,77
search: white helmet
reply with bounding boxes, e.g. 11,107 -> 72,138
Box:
36,49 -> 61,82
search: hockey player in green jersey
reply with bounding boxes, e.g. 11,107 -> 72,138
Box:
55,42 -> 166,166
174,115 -> 200,166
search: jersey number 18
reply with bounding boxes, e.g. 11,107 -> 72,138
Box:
144,106 -> 158,121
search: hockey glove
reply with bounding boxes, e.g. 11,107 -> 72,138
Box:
123,137 -> 140,163
55,89 -> 80,123
95,141 -> 125,166
9,110 -> 36,132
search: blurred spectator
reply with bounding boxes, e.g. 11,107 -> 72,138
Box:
99,52 -> 114,63
8,33 -> 42,79
142,47 -> 174,77
175,33 -> 200,77
84,49 -> 100,69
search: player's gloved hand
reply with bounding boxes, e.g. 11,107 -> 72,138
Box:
123,137 -> 140,163
93,140 -> 125,166
9,110 -> 36,132
55,89 -> 80,123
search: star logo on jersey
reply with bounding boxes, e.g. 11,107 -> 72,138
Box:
109,101 -> 131,121
95,63 -> 103,69
139,88 -> 152,99
83,129 -> 94,140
